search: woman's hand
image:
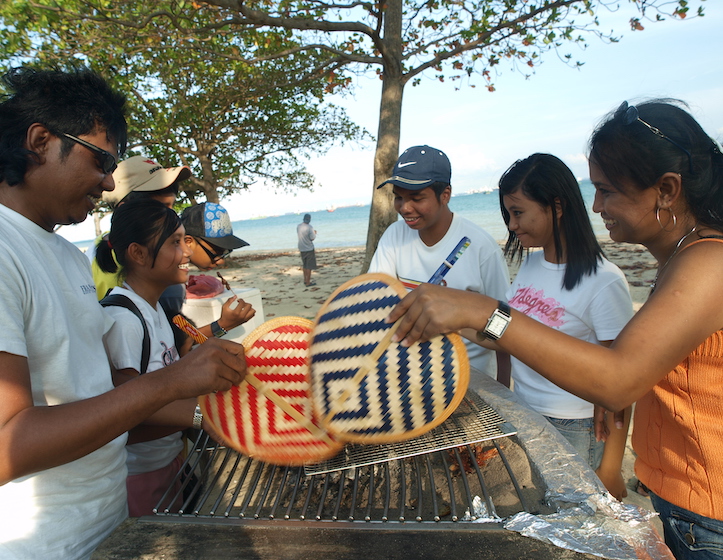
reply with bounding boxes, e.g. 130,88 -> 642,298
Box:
388,284 -> 494,346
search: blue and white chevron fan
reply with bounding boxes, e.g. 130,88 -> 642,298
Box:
310,273 -> 469,444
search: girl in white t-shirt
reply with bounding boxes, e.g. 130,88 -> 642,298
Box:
96,199 -> 193,516
498,153 -> 633,500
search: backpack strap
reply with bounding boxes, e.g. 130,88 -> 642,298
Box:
100,294 -> 151,375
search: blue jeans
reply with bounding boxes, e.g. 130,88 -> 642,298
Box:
544,416 -> 604,470
649,491 -> 723,560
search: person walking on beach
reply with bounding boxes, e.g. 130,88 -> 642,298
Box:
0,67 -> 246,559
368,145 -> 511,387
388,100 -> 723,560
297,213 -> 317,286
498,153 -> 633,500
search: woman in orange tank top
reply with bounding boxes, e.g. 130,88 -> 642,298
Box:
388,100 -> 723,560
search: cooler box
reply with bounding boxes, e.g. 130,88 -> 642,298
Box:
182,287 -> 265,344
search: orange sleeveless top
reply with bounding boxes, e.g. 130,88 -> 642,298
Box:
633,237 -> 723,520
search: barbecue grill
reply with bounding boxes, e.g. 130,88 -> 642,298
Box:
93,375 -> 672,560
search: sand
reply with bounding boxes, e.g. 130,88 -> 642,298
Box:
204,239 -> 660,528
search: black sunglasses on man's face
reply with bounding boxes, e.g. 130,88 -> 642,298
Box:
62,133 -> 118,175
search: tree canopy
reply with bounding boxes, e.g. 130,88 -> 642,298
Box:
0,0 -> 703,263
0,1 -> 368,204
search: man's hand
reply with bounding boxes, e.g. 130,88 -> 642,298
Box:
159,338 -> 247,400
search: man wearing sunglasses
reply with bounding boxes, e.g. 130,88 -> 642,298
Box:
0,67 -> 247,558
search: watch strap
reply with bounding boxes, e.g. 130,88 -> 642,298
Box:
211,320 -> 227,338
192,404 -> 204,430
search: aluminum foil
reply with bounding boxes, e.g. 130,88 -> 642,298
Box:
473,373 -> 674,560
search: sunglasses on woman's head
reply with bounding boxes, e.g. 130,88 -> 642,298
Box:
62,133 -> 118,174
615,101 -> 693,174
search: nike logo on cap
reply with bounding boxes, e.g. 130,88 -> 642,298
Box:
398,161 -> 416,168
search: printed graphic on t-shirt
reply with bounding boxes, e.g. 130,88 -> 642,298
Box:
509,286 -> 565,327
398,277 -> 422,291
161,341 -> 179,366
398,277 -> 448,290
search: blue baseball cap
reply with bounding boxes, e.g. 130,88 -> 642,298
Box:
181,202 -> 249,250
377,145 -> 451,190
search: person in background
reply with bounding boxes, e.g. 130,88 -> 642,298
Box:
0,67 -> 246,559
90,155 -> 191,300
176,202 -> 255,340
297,213 -> 317,286
368,145 -> 511,387
388,100 -> 723,560
498,153 -> 633,500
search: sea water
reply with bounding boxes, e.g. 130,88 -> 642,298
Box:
73,180 -> 604,253
225,179 -> 604,252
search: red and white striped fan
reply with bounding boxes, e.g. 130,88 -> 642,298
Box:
199,316 -> 342,466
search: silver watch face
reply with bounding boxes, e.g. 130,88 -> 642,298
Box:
487,313 -> 508,337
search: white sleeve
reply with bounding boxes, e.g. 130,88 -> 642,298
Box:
477,242 -> 510,301
102,306 -> 146,373
587,274 -> 634,341
367,228 -> 399,277
0,245 -> 28,357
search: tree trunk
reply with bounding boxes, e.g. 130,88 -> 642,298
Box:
198,154 -> 220,203
360,0 -> 404,273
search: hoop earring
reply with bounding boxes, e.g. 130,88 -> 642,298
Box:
656,207 -> 677,231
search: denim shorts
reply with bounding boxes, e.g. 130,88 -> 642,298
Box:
649,491 -> 723,560
544,415 -> 604,470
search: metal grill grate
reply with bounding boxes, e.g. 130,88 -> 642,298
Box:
153,393 -> 550,524
305,390 -> 516,475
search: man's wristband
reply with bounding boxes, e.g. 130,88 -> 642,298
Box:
211,320 -> 227,338
192,404 -> 204,430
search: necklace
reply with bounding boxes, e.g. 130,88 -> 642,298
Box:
650,224 -> 698,293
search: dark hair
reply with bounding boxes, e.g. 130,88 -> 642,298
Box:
96,199 -> 182,278
499,153 -> 603,290
429,181 -> 450,200
0,66 -> 127,186
589,99 -> 723,228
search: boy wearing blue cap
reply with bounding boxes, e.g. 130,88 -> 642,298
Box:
172,202 -> 255,339
369,145 -> 511,387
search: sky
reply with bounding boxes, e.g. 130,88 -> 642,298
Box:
58,3 -> 723,243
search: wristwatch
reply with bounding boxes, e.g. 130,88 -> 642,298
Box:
477,301 -> 512,341
211,320 -> 227,338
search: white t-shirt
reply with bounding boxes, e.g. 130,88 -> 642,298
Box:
368,214 -> 510,382
0,204 -> 127,560
103,286 -> 184,475
506,250 -> 633,418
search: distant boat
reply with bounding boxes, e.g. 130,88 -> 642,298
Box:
327,205 -> 337,212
